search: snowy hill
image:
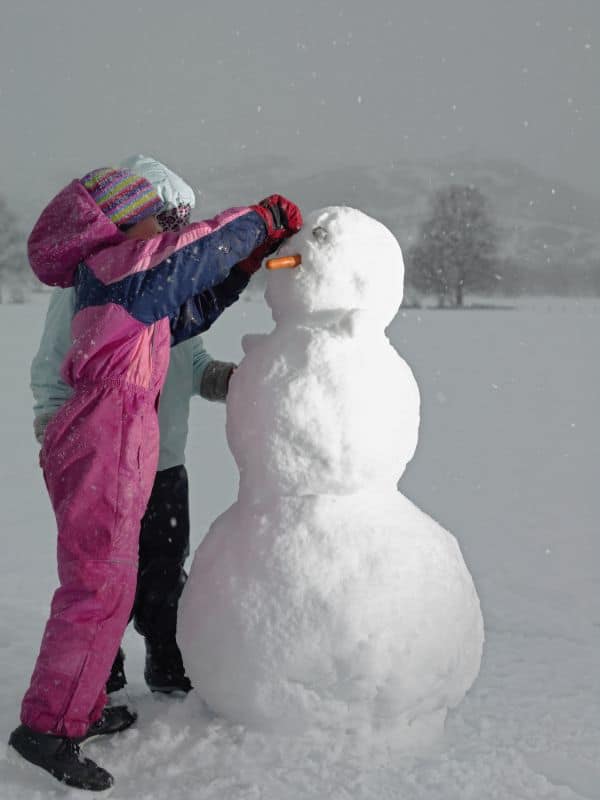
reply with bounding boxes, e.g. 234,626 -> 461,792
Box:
187,155 -> 600,275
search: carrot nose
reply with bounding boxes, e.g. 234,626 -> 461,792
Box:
265,254 -> 302,270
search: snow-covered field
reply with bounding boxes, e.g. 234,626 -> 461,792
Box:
1,295 -> 598,799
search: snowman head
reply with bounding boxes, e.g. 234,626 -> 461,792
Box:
265,206 -> 405,326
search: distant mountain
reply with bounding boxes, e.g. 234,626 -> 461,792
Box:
185,155 -> 600,273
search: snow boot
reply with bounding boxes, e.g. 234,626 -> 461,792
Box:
106,647 -> 127,694
144,638 -> 192,694
76,704 -> 137,745
8,724 -> 113,792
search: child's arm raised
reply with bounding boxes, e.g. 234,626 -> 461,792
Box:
81,197 -> 301,327
167,194 -> 304,344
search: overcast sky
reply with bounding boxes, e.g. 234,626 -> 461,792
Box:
2,0 -> 598,220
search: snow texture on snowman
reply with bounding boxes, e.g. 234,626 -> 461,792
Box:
178,207 -> 484,746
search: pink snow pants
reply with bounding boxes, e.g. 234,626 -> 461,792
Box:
21,381 -> 159,738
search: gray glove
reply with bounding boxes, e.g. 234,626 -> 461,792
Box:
199,361 -> 236,403
33,412 -> 56,445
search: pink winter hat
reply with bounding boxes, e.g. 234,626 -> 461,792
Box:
81,167 -> 164,227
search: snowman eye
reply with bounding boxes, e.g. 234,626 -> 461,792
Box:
312,226 -> 328,243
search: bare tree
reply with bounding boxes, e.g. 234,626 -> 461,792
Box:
406,185 -> 499,307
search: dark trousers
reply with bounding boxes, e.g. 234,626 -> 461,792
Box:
132,464 -> 190,644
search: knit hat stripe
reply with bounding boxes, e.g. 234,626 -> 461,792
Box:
92,175 -> 149,207
99,180 -> 157,215
110,194 -> 163,224
81,167 -> 114,189
80,167 -> 163,227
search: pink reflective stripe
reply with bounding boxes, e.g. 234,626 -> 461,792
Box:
64,304 -> 151,387
124,326 -> 154,387
70,303 -> 144,344
88,206 -> 254,285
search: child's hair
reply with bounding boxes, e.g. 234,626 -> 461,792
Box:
117,220 -> 140,232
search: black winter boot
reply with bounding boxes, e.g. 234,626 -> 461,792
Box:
144,638 -> 192,694
77,704 -> 137,745
106,647 -> 127,694
8,724 -> 113,792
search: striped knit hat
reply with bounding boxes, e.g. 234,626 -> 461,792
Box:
81,167 -> 164,227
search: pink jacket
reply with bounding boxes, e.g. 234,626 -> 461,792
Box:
28,179 -> 267,392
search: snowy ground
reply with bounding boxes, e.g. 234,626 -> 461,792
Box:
0,294 -> 598,799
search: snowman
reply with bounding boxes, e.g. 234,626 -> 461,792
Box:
178,207 -> 483,746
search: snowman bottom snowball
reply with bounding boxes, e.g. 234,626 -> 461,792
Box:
178,491 -> 484,742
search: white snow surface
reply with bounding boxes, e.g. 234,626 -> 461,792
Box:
1,294 -> 599,799
179,208 -> 483,740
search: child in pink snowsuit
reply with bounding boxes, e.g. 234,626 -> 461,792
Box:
10,167 -> 302,791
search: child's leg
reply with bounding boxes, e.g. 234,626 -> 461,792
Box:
20,389 -> 158,739
132,464 -> 192,692
133,465 -> 190,642
21,555 -> 138,737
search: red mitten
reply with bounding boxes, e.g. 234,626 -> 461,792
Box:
236,240 -> 273,274
252,194 -> 303,241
